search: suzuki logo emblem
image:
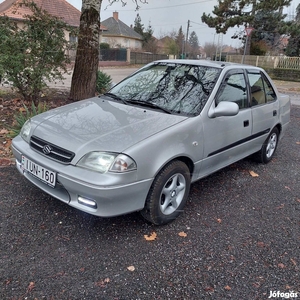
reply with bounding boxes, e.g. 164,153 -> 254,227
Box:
42,145 -> 52,155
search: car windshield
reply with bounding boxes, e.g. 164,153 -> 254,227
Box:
108,62 -> 221,116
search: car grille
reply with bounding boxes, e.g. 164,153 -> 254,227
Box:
30,136 -> 75,164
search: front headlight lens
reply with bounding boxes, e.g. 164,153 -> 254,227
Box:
20,119 -> 31,143
77,152 -> 136,173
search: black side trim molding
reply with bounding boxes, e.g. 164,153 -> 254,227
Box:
208,128 -> 270,157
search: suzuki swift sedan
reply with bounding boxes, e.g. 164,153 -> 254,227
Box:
12,60 -> 291,225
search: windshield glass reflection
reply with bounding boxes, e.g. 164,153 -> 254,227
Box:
109,62 -> 221,116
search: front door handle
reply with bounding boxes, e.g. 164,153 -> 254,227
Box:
273,110 -> 277,116
244,120 -> 249,127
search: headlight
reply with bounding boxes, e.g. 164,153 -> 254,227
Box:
77,152 -> 137,173
20,119 -> 31,143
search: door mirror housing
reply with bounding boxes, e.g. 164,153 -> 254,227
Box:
208,101 -> 239,118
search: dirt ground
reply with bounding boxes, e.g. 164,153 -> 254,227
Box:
0,89 -> 71,165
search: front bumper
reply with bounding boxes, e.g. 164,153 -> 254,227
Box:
12,136 -> 153,217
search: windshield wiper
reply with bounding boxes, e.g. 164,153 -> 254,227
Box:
104,92 -> 128,105
127,100 -> 172,114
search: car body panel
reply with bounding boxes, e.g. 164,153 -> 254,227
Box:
30,97 -> 188,162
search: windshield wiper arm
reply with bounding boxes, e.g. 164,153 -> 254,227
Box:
104,92 -> 128,105
127,100 -> 172,114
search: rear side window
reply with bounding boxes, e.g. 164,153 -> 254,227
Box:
216,73 -> 248,109
248,72 -> 277,106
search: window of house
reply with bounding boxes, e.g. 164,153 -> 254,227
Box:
216,72 -> 248,109
69,34 -> 77,44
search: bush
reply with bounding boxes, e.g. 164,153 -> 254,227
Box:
8,101 -> 49,138
96,70 -> 112,94
100,43 -> 110,49
0,0 -> 73,102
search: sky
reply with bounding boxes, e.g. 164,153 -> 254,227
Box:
67,0 -> 300,48
1,0 -> 300,48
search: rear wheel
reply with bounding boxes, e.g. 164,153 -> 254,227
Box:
140,160 -> 191,225
256,127 -> 279,163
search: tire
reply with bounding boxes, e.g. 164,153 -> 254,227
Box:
140,160 -> 191,225
256,127 -> 279,164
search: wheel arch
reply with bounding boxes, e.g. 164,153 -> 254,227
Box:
274,123 -> 282,136
154,155 -> 195,180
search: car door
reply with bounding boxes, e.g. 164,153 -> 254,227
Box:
199,69 -> 253,178
247,70 -> 279,144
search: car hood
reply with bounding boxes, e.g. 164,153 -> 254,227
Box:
32,97 -> 187,160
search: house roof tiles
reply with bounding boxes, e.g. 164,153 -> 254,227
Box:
0,0 -> 81,27
101,13 -> 142,41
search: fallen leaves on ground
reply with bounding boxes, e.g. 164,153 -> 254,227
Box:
27,281 -> 35,292
0,91 -> 71,164
178,231 -> 187,237
0,128 -> 9,135
204,286 -> 214,292
144,232 -> 157,241
257,241 -> 267,248
278,263 -> 285,269
95,278 -> 110,287
291,258 -> 297,266
0,158 -> 14,166
249,170 -> 259,177
127,266 -> 135,272
276,204 -> 285,209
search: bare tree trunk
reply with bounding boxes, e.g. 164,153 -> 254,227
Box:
69,0 -> 102,101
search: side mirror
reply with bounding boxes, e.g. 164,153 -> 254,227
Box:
208,101 -> 239,118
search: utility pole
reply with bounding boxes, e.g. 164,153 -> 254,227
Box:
184,20 -> 190,59
242,27 -> 254,64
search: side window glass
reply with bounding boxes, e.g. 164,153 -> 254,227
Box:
262,74 -> 277,102
216,73 -> 248,109
248,73 -> 266,106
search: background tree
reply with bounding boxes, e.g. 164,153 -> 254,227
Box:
203,42 -> 217,59
284,4 -> 300,56
175,26 -> 185,58
133,14 -> 155,51
166,38 -> 179,56
133,13 -> 144,36
201,0 -> 292,55
0,0 -> 72,103
143,24 -> 158,53
188,31 -> 199,58
250,9 -> 287,55
70,0 -> 147,101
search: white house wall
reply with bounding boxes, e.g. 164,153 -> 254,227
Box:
100,36 -> 142,50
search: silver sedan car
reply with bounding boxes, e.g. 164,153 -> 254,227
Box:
12,60 -> 291,225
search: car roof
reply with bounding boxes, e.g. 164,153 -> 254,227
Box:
154,59 -> 263,71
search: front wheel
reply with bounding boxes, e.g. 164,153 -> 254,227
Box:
140,161 -> 191,225
256,127 -> 279,163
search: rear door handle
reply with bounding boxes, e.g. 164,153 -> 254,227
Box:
273,110 -> 277,116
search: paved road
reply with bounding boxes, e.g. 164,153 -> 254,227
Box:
1,106 -> 299,299
48,67 -> 139,90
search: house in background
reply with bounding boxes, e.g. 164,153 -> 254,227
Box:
100,12 -> 143,50
0,0 -> 82,43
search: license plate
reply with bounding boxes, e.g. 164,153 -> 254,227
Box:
21,156 -> 56,187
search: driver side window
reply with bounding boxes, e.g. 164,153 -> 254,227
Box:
216,73 -> 248,109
